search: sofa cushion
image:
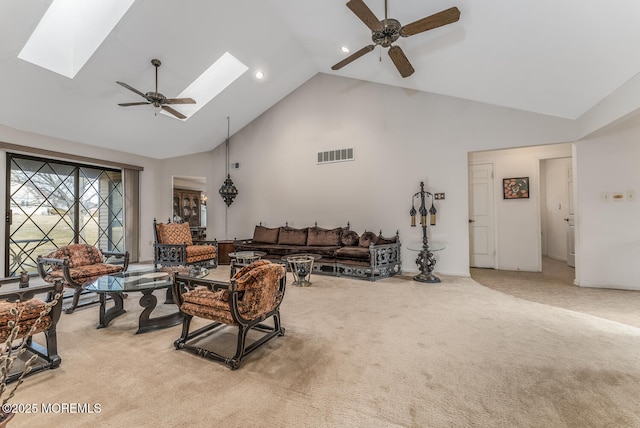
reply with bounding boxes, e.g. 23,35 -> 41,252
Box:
277,227 -> 308,246
156,222 -> 193,246
335,246 -> 371,261
358,231 -> 379,247
236,243 -> 338,259
341,230 -> 359,246
289,246 -> 340,258
307,227 -> 342,246
252,225 -> 279,244
45,244 -> 104,268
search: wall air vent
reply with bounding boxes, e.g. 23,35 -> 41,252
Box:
317,148 -> 354,165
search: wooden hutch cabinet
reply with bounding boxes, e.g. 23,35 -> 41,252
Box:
173,189 -> 201,227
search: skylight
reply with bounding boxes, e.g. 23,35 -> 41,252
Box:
162,52 -> 249,121
18,0 -> 135,78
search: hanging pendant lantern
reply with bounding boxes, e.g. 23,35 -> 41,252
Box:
219,116 -> 238,207
219,174 -> 237,207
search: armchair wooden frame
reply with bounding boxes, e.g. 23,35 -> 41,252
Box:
0,277 -> 64,383
172,265 -> 286,370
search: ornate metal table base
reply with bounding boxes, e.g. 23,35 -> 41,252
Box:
136,289 -> 184,334
413,248 -> 440,283
285,255 -> 319,286
97,288 -> 183,334
97,292 -> 126,329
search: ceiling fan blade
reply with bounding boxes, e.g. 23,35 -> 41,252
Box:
400,7 -> 461,37
331,45 -> 375,70
164,97 -> 196,105
118,102 -> 151,106
388,45 -> 415,78
116,81 -> 147,99
162,105 -> 187,120
346,0 -> 383,32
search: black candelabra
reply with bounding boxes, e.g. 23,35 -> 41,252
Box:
410,181 -> 440,283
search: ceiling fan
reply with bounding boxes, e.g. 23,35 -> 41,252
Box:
331,0 -> 460,78
117,59 -> 195,120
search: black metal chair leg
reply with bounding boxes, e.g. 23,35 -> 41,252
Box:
63,287 -> 82,314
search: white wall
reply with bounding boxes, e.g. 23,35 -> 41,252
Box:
183,74 -> 575,276
1,73 -> 638,289
469,144 -> 572,271
574,115 -> 640,289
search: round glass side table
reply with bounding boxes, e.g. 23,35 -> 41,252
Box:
228,251 -> 267,277
406,241 -> 445,283
281,254 -> 321,286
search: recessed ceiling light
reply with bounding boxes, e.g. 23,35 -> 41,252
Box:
341,46 -> 350,53
255,71 -> 264,79
161,52 -> 248,121
18,0 -> 135,78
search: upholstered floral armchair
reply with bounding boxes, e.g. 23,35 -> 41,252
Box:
0,276 -> 64,383
172,260 -> 286,369
153,219 -> 218,269
37,244 -> 129,314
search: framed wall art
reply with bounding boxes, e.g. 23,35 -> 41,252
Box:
503,177 -> 529,199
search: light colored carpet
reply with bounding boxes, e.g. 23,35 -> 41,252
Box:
10,265 -> 640,427
471,257 -> 640,328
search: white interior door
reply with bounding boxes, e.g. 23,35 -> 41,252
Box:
469,163 -> 495,268
566,167 -> 575,267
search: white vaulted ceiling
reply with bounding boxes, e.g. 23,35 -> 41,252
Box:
2,0 -> 640,158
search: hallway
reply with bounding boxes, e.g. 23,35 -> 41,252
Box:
471,257 -> 640,328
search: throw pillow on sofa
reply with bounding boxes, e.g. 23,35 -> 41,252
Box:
307,227 -> 342,246
277,227 -> 308,246
377,234 -> 398,245
358,231 -> 379,247
253,225 -> 279,244
341,230 -> 359,246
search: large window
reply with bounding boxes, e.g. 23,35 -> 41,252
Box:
6,154 -> 124,276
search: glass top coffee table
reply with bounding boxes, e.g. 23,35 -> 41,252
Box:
281,254 -> 321,287
85,267 -> 207,334
228,251 -> 267,264
228,251 -> 267,277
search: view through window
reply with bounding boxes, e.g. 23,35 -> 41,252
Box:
6,154 -> 124,276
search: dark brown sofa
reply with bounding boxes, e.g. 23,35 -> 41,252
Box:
234,223 -> 401,281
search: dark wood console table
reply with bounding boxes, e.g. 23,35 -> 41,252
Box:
217,240 -> 235,265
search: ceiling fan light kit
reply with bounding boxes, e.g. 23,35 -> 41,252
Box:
117,59 -> 196,119
332,0 -> 460,78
